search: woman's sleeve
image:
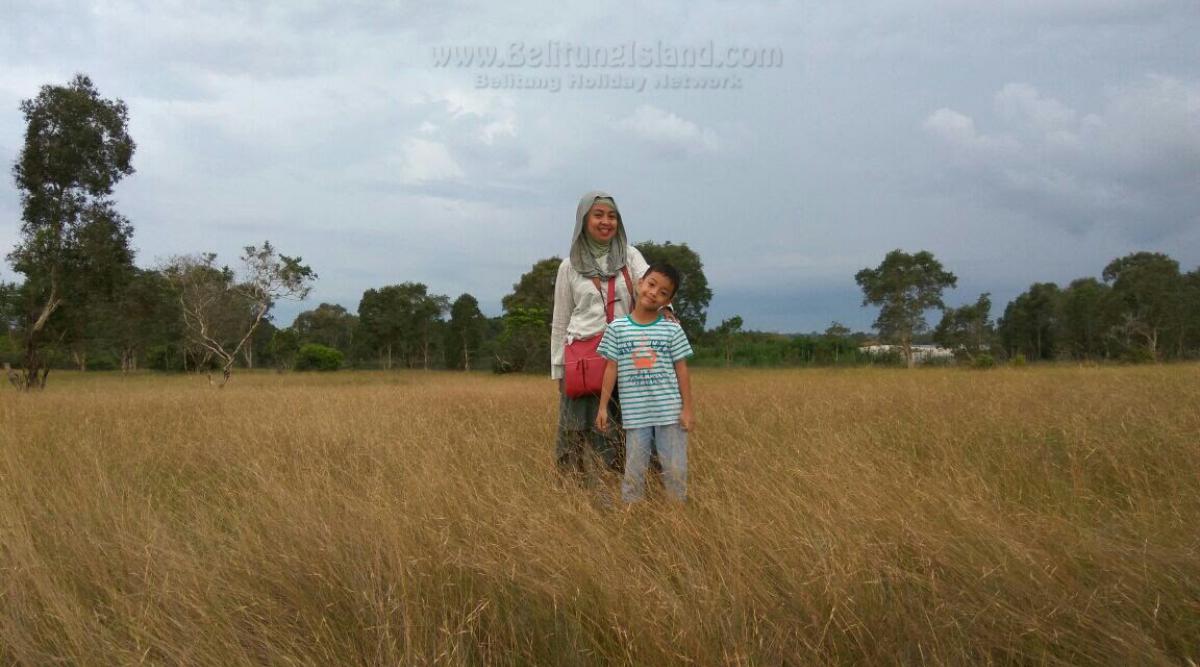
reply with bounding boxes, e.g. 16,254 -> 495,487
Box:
628,245 -> 649,280
549,259 -> 573,379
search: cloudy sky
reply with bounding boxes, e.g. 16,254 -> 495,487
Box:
2,1 -> 1198,332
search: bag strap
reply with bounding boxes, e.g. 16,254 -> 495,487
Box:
589,274 -> 620,323
620,266 -> 634,308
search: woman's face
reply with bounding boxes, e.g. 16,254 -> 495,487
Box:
585,203 -> 619,243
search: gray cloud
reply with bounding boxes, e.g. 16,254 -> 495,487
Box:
923,76 -> 1200,240
615,105 -> 720,156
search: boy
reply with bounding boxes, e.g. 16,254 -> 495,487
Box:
595,263 -> 695,502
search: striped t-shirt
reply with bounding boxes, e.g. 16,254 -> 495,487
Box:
597,314 -> 694,429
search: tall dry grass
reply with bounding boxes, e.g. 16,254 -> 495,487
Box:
0,366 -> 1198,665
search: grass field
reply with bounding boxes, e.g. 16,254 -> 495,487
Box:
1,366 -> 1198,665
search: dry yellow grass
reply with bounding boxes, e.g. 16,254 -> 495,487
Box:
1,366 -> 1198,665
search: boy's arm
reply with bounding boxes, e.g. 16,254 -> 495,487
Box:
595,359 -> 618,431
675,359 -> 694,431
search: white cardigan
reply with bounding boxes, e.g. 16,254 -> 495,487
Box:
550,246 -> 649,379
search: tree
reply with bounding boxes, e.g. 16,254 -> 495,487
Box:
246,318 -> 278,369
712,315 -> 744,367
164,242 -> 315,386
7,74 -> 136,389
358,286 -> 403,369
43,203 -> 137,371
493,306 -> 550,373
269,328 -> 301,371
0,281 -> 15,340
1102,252 -> 1181,361
998,282 -> 1062,361
293,302 -> 357,354
501,257 -> 561,313
824,321 -> 851,363
496,258 -> 561,373
1,279 -> 19,379
1059,278 -> 1113,360
634,241 -> 713,340
1181,269 -> 1200,358
356,283 -> 447,369
110,268 -> 177,372
855,250 -> 957,368
446,293 -> 486,371
416,293 -> 450,369
933,293 -> 993,362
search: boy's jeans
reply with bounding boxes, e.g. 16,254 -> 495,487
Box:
623,424 -> 688,502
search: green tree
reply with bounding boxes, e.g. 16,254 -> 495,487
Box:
1102,252 -> 1182,361
357,283 -> 447,369
634,241 -> 713,340
269,328 -> 301,371
293,302 -> 358,354
998,282 -> 1062,361
446,293 -> 486,371
41,203 -> 137,371
501,257 -> 561,313
245,318 -> 278,369
1059,278 -> 1113,360
358,286 -> 404,369
824,321 -> 851,364
0,279 -> 15,339
110,268 -> 178,372
712,315 -> 744,367
493,306 -> 550,373
855,250 -> 958,368
7,74 -> 136,389
1181,269 -> 1200,358
933,293 -> 993,362
496,258 -> 561,374
416,293 -> 450,369
0,279 -> 19,373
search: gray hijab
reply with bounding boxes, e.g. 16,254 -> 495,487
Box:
569,190 -> 629,278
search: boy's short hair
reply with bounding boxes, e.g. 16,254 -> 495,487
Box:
644,262 -> 682,298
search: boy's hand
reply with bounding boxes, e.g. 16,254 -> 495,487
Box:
595,407 -> 609,432
679,406 -> 695,432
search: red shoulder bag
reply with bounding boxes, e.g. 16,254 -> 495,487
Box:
563,267 -> 634,398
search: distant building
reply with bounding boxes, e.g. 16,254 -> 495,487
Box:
857,343 -> 955,363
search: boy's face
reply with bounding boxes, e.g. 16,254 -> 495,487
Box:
637,271 -> 676,311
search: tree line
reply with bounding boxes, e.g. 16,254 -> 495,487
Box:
993,253 -> 1200,363
852,248 -> 1200,368
0,242 -> 713,381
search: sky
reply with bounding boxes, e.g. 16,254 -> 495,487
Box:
1,0 -> 1198,333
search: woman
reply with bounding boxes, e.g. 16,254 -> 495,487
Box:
551,191 -> 649,482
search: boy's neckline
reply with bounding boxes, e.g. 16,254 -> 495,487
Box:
626,312 -> 663,327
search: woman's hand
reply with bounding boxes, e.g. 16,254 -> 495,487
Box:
595,406 -> 609,431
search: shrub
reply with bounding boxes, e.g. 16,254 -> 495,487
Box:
295,344 -> 344,371
1121,346 -> 1156,364
972,353 -> 996,369
0,336 -> 19,366
1010,353 -> 1027,367
87,353 -> 120,371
